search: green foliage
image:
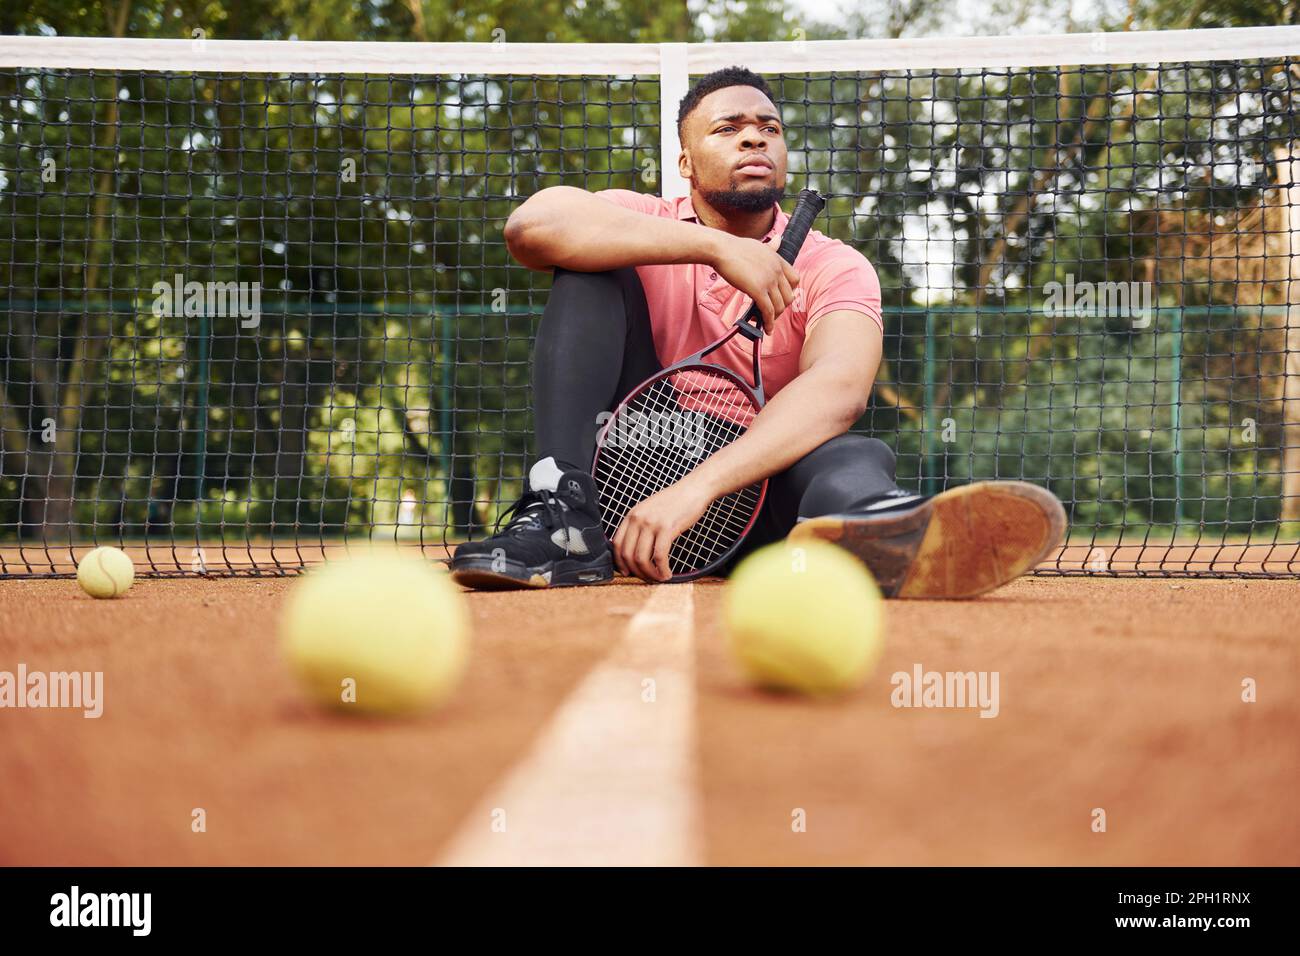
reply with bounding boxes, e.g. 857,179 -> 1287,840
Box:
1127,0 -> 1299,31
1,0 -> 1296,548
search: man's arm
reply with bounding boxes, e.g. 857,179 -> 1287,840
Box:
612,309 -> 883,580
688,308 -> 882,496
504,186 -> 799,330
505,186 -> 720,271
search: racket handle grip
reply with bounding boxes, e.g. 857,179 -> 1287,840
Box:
775,188 -> 826,265
738,188 -> 825,340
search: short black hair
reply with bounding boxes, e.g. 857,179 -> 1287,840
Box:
676,66 -> 777,143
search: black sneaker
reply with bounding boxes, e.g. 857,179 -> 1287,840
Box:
450,457 -> 614,590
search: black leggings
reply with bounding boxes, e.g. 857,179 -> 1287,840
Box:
533,267 -> 901,555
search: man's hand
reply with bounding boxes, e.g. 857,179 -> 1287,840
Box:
710,233 -> 800,333
611,478 -> 716,582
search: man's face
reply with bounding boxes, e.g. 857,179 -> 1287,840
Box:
680,85 -> 787,215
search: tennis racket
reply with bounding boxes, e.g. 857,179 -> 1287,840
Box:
592,187 -> 826,580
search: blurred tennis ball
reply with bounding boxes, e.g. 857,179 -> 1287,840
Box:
280,551 -> 470,716
724,539 -> 883,697
76,546 -> 135,599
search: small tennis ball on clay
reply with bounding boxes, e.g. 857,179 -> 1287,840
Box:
724,539 -> 884,696
280,552 -> 471,716
76,546 -> 136,599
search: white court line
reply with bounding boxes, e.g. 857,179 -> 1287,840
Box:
434,585 -> 702,866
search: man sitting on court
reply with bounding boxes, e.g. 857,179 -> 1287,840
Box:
450,66 -> 1065,597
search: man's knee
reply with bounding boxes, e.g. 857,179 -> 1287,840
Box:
799,433 -> 897,480
549,266 -> 625,301
545,267 -> 648,335
790,434 -> 898,517
550,266 -> 644,299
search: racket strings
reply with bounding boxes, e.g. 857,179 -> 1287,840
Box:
595,368 -> 763,576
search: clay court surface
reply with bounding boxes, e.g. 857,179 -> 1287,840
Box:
1,571 -> 1297,866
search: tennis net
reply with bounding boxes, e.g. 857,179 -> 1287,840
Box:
3,29 -> 1300,577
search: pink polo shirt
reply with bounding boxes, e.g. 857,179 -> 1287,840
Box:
595,189 -> 882,399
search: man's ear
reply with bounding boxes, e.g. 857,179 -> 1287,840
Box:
677,147 -> 691,181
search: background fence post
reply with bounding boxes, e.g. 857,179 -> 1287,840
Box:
659,43 -> 689,200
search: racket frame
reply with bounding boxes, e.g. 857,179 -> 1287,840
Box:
593,347 -> 769,581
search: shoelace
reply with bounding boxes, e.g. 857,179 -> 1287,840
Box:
495,489 -> 565,536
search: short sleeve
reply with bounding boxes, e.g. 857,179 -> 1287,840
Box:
803,245 -> 883,335
593,188 -> 672,218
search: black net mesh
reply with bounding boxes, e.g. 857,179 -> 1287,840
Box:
3,54 -> 1300,576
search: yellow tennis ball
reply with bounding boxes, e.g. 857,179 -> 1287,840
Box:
280,552 -> 470,716
724,539 -> 883,696
76,546 -> 135,599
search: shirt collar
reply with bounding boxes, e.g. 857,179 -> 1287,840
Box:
675,194 -> 789,245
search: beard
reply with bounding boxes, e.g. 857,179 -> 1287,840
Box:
697,180 -> 785,214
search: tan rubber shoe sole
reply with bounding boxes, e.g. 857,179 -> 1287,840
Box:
787,481 -> 1067,599
450,567 -> 552,590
